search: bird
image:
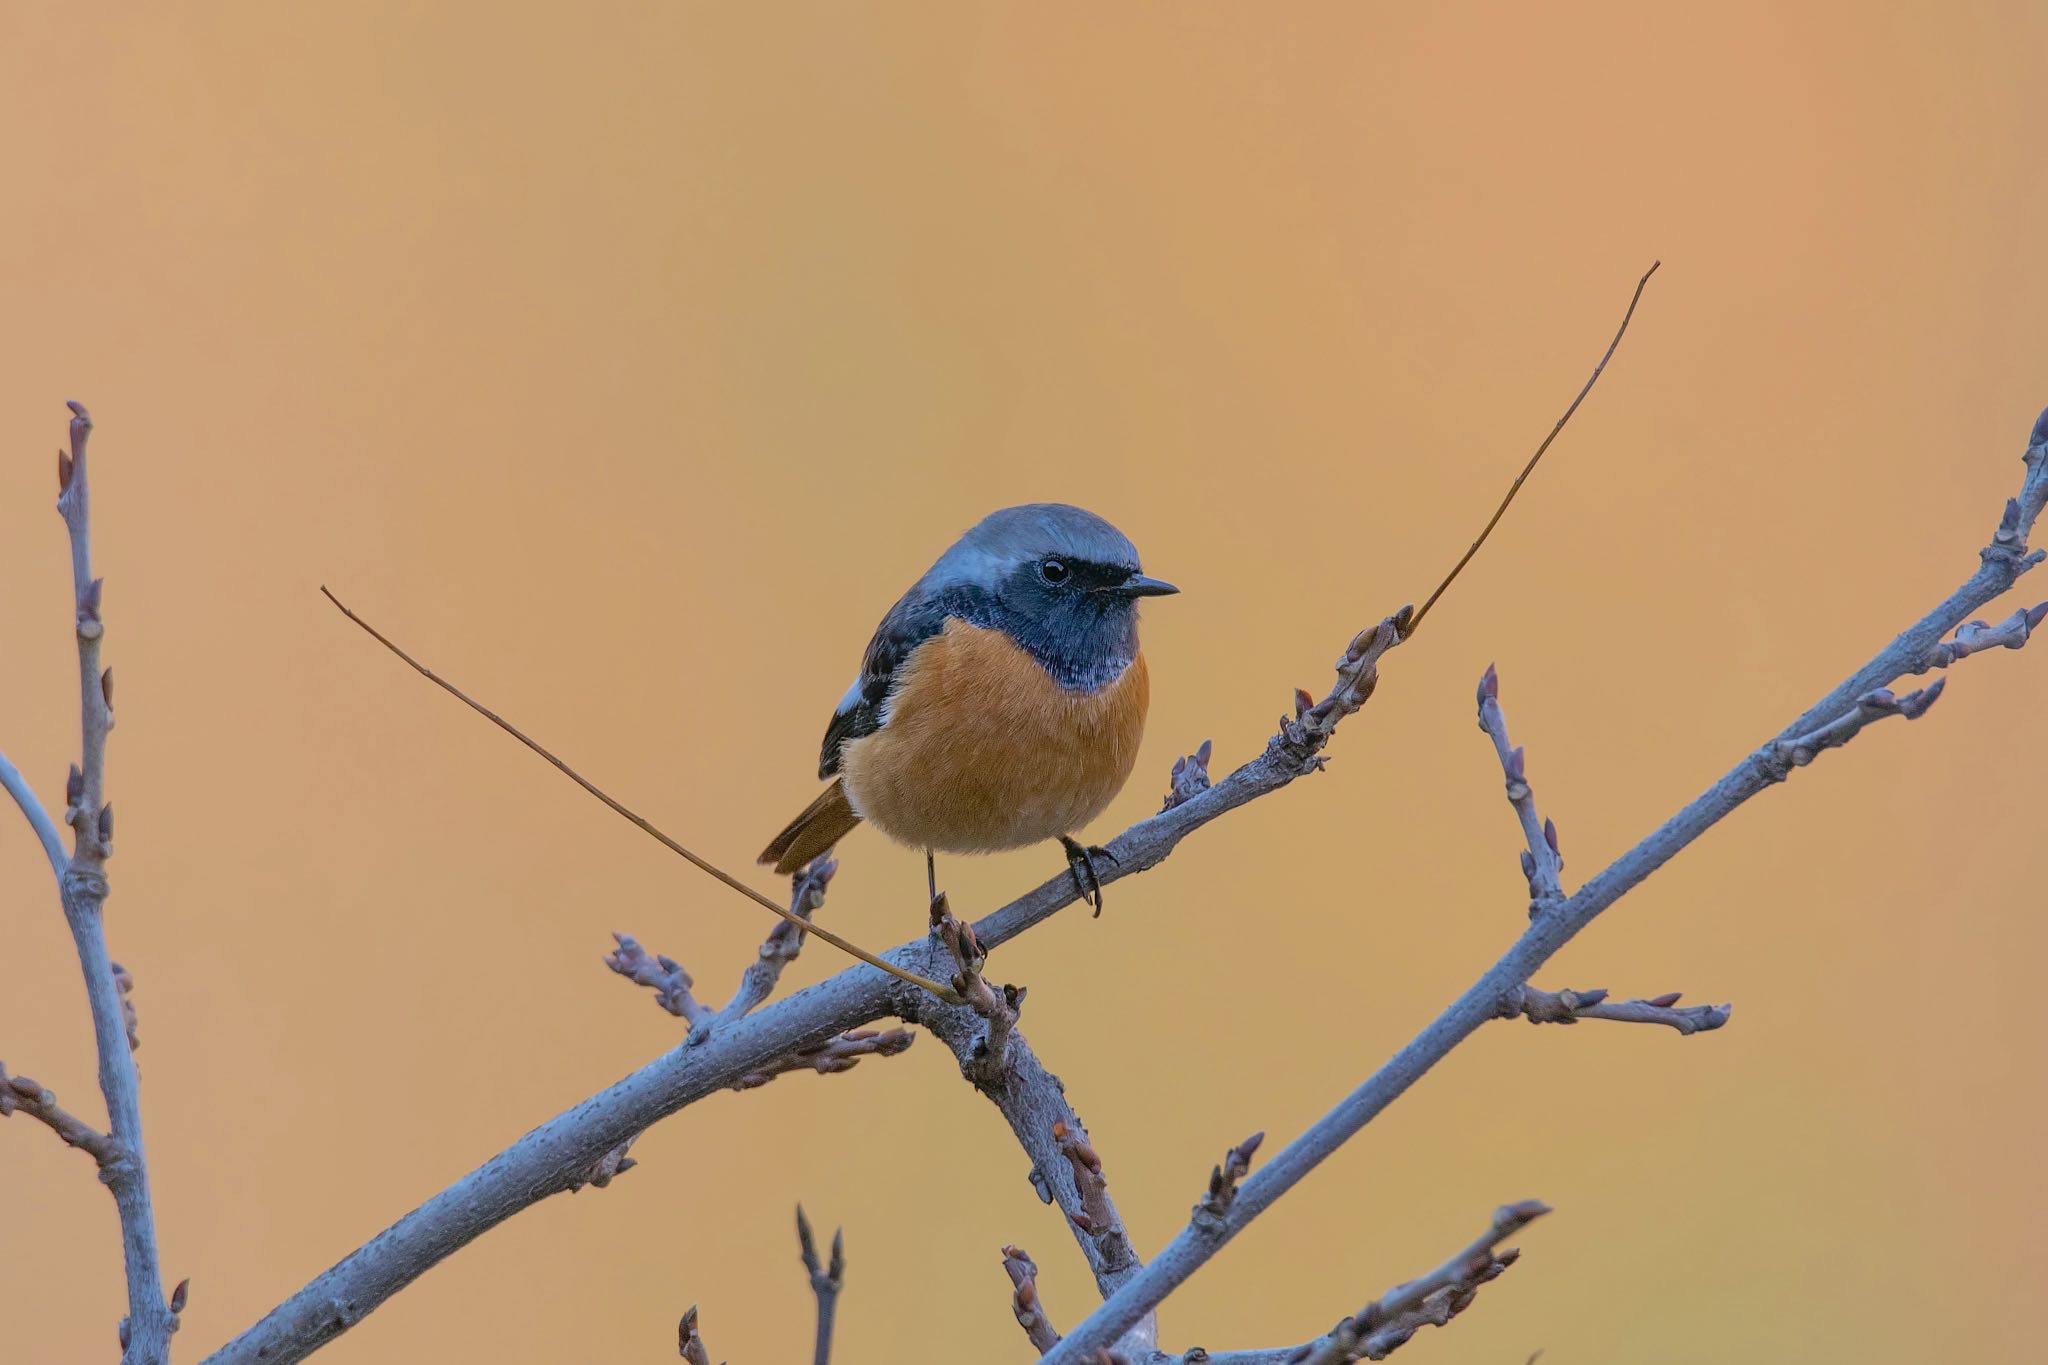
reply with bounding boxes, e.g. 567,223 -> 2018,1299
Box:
759,503 -> 1177,914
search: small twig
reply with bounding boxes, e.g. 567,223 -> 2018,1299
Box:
722,856 -> 837,1023
931,895 -> 1022,1084
1913,600 -> 2048,670
1193,1132 -> 1265,1234
795,1206 -> 845,1365
677,1305 -> 715,1365
731,1027 -> 915,1089
1281,1201 -> 1550,1364
320,587 -> 959,1003
1162,740 -> 1214,811
1475,665 -> 1565,910
1408,261 -> 1660,634
606,934 -> 713,1025
1504,986 -> 1731,1036
1003,1245 -> 1063,1353
1758,681 -> 1947,778
0,1062 -> 125,1168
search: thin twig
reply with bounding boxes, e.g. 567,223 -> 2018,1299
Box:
677,1305 -> 714,1365
721,856 -> 837,1024
795,1206 -> 844,1365
1036,412 -> 2048,1362
1504,985 -> 1731,1035
1003,1246 -> 1063,1353
1192,1201 -> 1549,1364
319,587 -> 958,1003
0,749 -> 66,879
7,402 -> 177,1365
0,1061 -> 124,1167
1408,261 -> 1660,634
1474,665 -> 1564,909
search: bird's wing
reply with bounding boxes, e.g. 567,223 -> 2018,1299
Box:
816,588 -> 961,778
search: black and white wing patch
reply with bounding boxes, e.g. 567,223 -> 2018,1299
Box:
816,589 -> 964,778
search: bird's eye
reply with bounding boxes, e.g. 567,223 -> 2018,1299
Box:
1038,558 -> 1070,586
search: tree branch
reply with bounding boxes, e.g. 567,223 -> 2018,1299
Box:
0,1061 -> 123,1167
3,404 -> 175,1364
1036,411 -> 2048,1362
795,1206 -> 844,1365
605,857 -> 916,1098
676,1304 -> 716,1365
198,609 -> 1408,1365
1502,985 -> 1731,1035
1003,1246 -> 1063,1354
921,897 -> 1157,1354
1169,1201 -> 1549,1364
1475,665 -> 1564,909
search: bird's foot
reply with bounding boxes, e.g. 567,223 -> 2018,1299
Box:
1059,836 -> 1118,917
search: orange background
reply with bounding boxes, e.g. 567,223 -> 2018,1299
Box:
4,5 -> 2047,1362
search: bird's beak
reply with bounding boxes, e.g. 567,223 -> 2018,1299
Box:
1116,574 -> 1180,598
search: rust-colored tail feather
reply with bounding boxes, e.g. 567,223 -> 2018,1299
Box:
759,779 -> 862,875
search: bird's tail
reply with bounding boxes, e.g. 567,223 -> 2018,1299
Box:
758,779 -> 862,875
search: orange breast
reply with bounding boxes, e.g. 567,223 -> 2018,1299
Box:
839,619 -> 1150,855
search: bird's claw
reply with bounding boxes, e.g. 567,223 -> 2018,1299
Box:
1059,836 -> 1117,917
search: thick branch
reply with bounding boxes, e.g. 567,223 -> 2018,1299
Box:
200,612 -> 1406,1365
1036,413 -> 2048,1362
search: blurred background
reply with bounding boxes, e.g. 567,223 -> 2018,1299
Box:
4,4 -> 2046,1361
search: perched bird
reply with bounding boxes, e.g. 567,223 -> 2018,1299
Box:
759,503 -> 1177,912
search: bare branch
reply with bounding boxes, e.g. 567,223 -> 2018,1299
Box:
1912,600 -> 2048,671
1181,1202 -> 1549,1365
732,1027 -> 915,1089
1504,986 -> 1731,1036
0,1061 -> 123,1167
795,1206 -> 844,1365
193,605 -> 1424,1365
3,403 -> 178,1365
1193,1132 -> 1265,1234
1003,1246 -> 1063,1354
608,858 -> 911,1102
722,856 -> 837,1023
1162,740 -> 1213,811
1475,665 -> 1564,909
606,934 -> 713,1026
919,899 -> 1154,1353
677,1305 -> 715,1365
0,749 -> 67,879
1037,416 -> 2048,1361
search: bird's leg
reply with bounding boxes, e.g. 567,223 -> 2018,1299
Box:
1058,835 -> 1118,917
926,849 -> 939,913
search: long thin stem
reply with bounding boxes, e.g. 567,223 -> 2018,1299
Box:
1407,261 -> 1660,634
319,587 -> 958,1003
